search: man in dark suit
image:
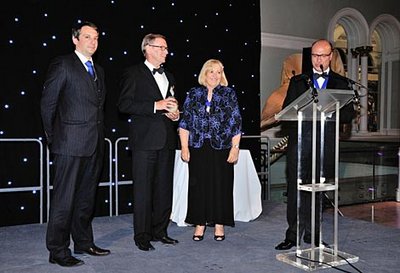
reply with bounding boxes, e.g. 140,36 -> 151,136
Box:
275,39 -> 355,250
41,21 -> 110,267
118,33 -> 180,251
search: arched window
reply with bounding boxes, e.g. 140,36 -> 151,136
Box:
328,8 -> 400,135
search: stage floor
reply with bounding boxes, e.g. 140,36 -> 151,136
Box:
1,200 -> 400,273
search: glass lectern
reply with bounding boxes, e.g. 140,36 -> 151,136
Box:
275,88 -> 359,271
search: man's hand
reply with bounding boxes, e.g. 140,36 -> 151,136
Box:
165,111 -> 180,121
155,97 -> 178,112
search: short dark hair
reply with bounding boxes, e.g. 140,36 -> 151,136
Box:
72,21 -> 99,39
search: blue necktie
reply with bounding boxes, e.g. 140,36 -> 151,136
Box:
85,60 -> 95,78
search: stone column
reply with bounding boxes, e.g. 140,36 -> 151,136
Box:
350,48 -> 360,132
355,46 -> 373,133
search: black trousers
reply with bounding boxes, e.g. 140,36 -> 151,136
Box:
46,145 -> 103,259
131,147 -> 175,243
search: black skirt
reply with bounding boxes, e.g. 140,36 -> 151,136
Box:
185,140 -> 234,226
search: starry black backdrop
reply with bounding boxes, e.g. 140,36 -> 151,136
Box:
0,0 -> 261,226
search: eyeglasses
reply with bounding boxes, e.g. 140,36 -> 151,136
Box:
311,53 -> 332,58
148,44 -> 168,51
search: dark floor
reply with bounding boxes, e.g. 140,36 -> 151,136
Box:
335,201 -> 400,229
1,200 -> 400,273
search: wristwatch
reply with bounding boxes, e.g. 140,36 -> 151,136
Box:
233,144 -> 240,149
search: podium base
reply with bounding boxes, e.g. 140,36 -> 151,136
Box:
276,247 -> 359,271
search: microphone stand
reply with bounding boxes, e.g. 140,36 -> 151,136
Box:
335,73 -> 367,105
310,80 -> 319,103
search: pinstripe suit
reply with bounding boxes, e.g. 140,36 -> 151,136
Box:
41,52 -> 106,259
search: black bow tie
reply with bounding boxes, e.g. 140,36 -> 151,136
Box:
313,72 -> 328,79
152,67 -> 164,75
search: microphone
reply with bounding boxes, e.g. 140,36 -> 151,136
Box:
320,64 -> 324,73
331,71 -> 367,90
332,73 -> 365,105
346,78 -> 367,90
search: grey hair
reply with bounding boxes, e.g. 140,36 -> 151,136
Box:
141,33 -> 166,55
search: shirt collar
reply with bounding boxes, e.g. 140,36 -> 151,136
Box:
145,60 -> 162,72
74,50 -> 93,66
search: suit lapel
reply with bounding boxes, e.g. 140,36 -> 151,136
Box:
71,54 -> 98,89
139,63 -> 165,100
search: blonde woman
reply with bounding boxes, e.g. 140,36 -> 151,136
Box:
179,59 -> 242,241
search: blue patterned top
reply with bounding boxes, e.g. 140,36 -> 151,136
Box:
179,85 -> 242,149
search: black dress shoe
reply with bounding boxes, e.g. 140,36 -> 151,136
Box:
74,245 -> 110,256
275,239 -> 296,250
49,255 -> 84,267
135,241 -> 155,251
153,236 -> 179,244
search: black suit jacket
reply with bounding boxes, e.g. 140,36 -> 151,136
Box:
282,70 -> 355,179
118,62 -> 177,150
41,53 -> 106,157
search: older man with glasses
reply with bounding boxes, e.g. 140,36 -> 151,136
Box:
118,33 -> 180,252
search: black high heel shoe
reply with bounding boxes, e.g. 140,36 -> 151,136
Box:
214,234 -> 225,241
192,234 -> 204,241
214,224 -> 225,241
192,225 -> 205,242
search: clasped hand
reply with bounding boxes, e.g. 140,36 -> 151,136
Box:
156,97 -> 179,120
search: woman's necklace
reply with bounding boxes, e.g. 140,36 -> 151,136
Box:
206,90 -> 213,113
